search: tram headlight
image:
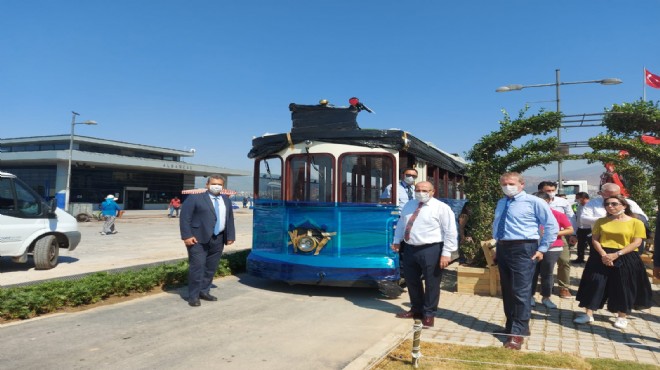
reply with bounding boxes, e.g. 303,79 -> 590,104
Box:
297,235 -> 317,252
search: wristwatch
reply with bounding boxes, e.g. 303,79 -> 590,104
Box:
616,251 -> 623,256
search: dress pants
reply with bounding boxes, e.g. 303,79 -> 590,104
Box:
576,228 -> 592,261
496,241 -> 537,335
402,241 -> 444,318
187,232 -> 225,300
556,242 -> 571,289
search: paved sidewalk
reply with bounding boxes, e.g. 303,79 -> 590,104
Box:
357,262 -> 660,367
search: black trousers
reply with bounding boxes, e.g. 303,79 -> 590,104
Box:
187,233 -> 225,300
576,228 -> 592,262
402,241 -> 444,318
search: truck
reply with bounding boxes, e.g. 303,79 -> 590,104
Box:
561,180 -> 588,204
0,171 -> 81,269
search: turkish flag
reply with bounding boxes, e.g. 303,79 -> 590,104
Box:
645,69 -> 660,88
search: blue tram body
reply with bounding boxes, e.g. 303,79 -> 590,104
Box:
246,101 -> 467,295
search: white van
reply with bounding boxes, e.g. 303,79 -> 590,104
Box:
0,171 -> 80,269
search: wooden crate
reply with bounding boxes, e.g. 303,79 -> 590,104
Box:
457,265 -> 501,296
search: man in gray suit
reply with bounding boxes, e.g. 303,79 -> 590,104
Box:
180,175 -> 236,307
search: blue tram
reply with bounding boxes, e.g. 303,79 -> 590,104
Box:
247,100 -> 467,297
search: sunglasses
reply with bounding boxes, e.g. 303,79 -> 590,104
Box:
604,202 -> 622,207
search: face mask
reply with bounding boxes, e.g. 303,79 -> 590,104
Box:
209,184 -> 223,195
415,192 -> 431,203
403,176 -> 415,185
501,185 -> 520,198
611,209 -> 625,216
547,191 -> 557,199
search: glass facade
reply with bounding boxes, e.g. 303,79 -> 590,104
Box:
0,166 -> 57,199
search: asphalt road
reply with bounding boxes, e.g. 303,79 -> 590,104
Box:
0,209 -> 411,369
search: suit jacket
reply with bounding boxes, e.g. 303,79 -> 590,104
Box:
179,192 -> 236,245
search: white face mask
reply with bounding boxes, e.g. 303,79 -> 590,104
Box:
209,184 -> 223,195
547,191 -> 557,199
611,209 -> 625,216
414,192 -> 431,203
403,176 -> 415,185
501,185 -> 520,198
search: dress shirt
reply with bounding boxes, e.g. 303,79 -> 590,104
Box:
208,193 -> 227,233
381,180 -> 414,208
549,196 -> 576,230
574,204 -> 590,229
579,196 -> 648,229
492,191 -> 559,253
393,197 -> 458,257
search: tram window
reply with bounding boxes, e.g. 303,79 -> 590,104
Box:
340,154 -> 393,204
287,154 -> 334,202
256,157 -> 282,200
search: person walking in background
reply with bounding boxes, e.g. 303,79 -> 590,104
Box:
531,192 -> 574,309
391,181 -> 458,329
538,181 -> 574,299
168,196 -> 181,218
100,194 -> 121,235
574,195 -> 652,328
570,192 -> 592,264
180,175 -> 236,307
381,168 -> 418,208
494,173 -> 558,350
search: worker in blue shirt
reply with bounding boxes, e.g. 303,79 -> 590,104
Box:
492,172 -> 558,350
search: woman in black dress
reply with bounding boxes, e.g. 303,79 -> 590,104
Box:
573,195 -> 652,329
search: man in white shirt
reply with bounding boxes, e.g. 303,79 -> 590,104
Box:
538,181 -> 574,299
391,181 -> 458,328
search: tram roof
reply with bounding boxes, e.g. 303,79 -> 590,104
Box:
248,103 -> 467,175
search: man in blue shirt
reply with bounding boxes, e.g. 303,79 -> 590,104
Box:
493,172 -> 558,350
380,168 -> 418,208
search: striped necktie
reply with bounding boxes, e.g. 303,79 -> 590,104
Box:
404,202 -> 424,241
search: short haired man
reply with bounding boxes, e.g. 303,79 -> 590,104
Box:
391,181 -> 458,329
381,168 -> 418,208
180,175 -> 236,307
537,181 -> 575,299
495,173 -> 558,350
571,192 -> 592,264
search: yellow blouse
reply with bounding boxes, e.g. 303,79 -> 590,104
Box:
592,217 -> 646,250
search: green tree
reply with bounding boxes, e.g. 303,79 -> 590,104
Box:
462,108 -> 561,265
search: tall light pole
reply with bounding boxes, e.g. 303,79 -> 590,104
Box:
496,69 -> 622,191
65,111 -> 97,211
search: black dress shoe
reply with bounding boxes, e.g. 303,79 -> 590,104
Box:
199,292 -> 218,301
188,299 -> 201,307
395,310 -> 422,319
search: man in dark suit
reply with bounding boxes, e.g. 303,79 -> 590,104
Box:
180,175 -> 236,307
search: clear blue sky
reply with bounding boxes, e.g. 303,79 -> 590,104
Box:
2,1 -> 659,176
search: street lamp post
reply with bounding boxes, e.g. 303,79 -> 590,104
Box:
496,69 -> 622,191
65,111 -> 97,211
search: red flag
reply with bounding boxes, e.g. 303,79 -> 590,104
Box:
645,69 -> 660,88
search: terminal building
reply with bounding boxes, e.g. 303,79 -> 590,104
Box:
0,135 -> 249,210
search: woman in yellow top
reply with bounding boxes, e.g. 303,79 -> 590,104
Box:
574,195 -> 652,329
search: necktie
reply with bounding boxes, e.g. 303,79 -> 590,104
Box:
213,197 -> 221,235
404,202 -> 424,241
406,186 -> 413,200
496,198 -> 512,239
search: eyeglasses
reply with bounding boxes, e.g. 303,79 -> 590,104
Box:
604,202 -> 622,207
